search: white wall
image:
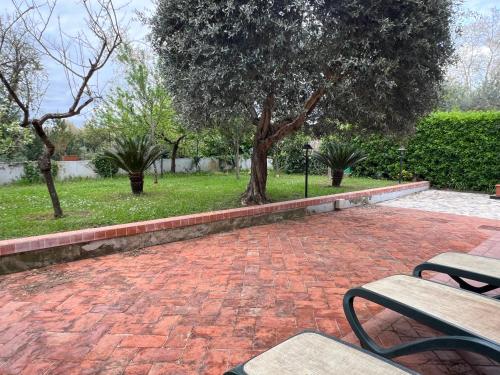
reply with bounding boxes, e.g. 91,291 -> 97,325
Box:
0,163 -> 24,185
151,157 -> 219,173
0,157 -> 272,185
58,161 -> 98,180
239,158 -> 272,170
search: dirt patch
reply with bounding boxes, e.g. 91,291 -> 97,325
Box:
479,225 -> 500,232
419,217 -> 450,224
122,247 -> 158,257
25,210 -> 91,220
14,268 -> 86,295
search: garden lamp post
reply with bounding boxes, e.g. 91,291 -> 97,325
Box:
398,146 -> 406,184
303,144 -> 313,198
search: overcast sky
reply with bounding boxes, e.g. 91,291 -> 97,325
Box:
1,0 -> 498,126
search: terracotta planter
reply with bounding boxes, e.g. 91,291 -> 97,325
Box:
492,184 -> 500,200
62,155 -> 80,161
129,172 -> 144,195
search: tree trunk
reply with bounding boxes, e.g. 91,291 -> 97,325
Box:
235,139 -> 240,180
241,87 -> 326,205
331,169 -> 344,187
152,161 -> 158,184
242,141 -> 270,205
39,154 -> 63,218
149,119 -> 158,183
170,135 -> 186,173
129,172 -> 144,194
171,142 -> 178,173
33,122 -> 63,218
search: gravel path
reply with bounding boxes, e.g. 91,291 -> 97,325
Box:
380,189 -> 500,220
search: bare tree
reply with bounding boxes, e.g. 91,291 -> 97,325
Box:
447,8 -> 499,90
0,0 -> 122,217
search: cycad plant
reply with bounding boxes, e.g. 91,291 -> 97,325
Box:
313,142 -> 367,187
102,135 -> 163,194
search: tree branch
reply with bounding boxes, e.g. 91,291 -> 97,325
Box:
164,134 -> 186,145
263,69 -> 340,145
0,5 -> 34,50
37,97 -> 94,125
242,101 -> 259,125
0,70 -> 29,126
257,93 -> 274,139
265,87 -> 326,146
1,0 -> 123,128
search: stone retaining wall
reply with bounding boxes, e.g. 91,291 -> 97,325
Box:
0,181 -> 429,274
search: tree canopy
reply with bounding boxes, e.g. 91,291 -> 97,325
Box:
93,44 -> 188,162
151,0 -> 454,203
151,0 -> 454,132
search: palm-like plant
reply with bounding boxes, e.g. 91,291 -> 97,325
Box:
313,142 -> 367,187
102,135 -> 163,194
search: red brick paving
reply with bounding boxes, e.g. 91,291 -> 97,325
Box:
0,205 -> 498,374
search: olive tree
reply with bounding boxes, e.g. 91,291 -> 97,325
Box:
151,0 -> 454,204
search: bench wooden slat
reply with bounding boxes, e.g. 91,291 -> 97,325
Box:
243,332 -> 414,375
427,252 -> 500,280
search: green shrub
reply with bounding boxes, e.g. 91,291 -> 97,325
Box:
272,133 -> 326,175
22,162 -> 40,183
91,154 -> 119,178
22,161 -> 59,183
348,111 -> 500,192
408,111 -> 499,192
348,135 -> 405,180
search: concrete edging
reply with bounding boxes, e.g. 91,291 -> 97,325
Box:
0,181 -> 429,274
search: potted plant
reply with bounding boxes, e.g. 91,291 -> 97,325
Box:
313,142 -> 367,187
102,135 -> 163,194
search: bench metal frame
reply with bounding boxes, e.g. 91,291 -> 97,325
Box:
413,260 -> 500,298
343,284 -> 500,362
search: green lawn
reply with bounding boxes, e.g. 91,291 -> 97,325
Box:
0,173 -> 395,240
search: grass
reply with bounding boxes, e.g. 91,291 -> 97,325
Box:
0,172 -> 395,240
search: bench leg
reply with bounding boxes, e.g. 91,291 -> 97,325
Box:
343,288 -> 500,362
413,264 -> 499,298
450,275 -> 498,294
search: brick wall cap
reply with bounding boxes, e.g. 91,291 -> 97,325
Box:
0,181 -> 429,256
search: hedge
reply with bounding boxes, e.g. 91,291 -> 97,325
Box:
272,133 -> 327,175
91,154 -> 119,178
349,135 -> 411,181
408,111 -> 499,192
350,111 -> 500,193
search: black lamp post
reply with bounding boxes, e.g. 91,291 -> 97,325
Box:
303,144 -> 313,198
398,146 -> 406,184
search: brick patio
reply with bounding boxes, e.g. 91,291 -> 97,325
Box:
0,205 -> 498,374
